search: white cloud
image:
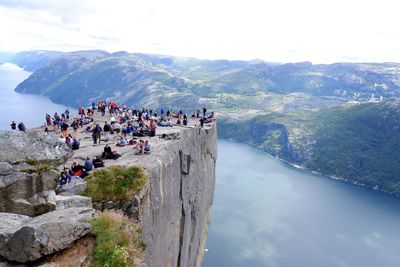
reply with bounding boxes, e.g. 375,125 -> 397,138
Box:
1,0 -> 400,63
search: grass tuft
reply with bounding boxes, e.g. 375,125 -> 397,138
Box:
85,166 -> 147,202
90,211 -> 145,267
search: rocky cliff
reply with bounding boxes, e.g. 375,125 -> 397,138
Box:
0,117 -> 217,266
67,121 -> 218,267
138,124 -> 217,267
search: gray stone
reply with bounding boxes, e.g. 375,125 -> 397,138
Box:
134,124 -> 217,267
29,190 -> 57,215
0,131 -> 72,166
0,213 -> 31,231
55,177 -> 87,195
0,163 -> 12,176
56,195 -> 92,210
0,170 -> 58,216
0,208 -> 95,263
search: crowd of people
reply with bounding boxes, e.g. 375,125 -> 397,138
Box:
9,99 -> 216,188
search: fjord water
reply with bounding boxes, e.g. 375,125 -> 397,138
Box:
0,63 -> 70,130
203,140 -> 400,267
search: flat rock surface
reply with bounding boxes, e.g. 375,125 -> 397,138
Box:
0,131 -> 72,165
0,213 -> 31,231
56,195 -> 92,210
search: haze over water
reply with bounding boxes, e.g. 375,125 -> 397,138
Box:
204,140 -> 400,267
0,63 -> 70,130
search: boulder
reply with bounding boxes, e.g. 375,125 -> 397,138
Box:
0,131 -> 72,217
35,236 -> 96,267
28,190 -> 57,214
56,195 -> 92,210
0,170 -> 58,216
55,177 -> 87,196
0,208 -> 95,263
0,131 -> 72,166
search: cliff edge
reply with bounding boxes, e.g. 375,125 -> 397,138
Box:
0,112 -> 217,267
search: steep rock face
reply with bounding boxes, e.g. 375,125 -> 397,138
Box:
136,124 -> 217,267
0,132 -> 72,216
92,125 -> 220,266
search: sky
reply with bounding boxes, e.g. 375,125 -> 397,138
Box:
1,0 -> 400,63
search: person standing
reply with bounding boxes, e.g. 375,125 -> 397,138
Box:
65,109 -> 70,120
202,107 -> 207,117
149,120 -> 157,137
92,123 -> 102,144
103,122 -> 111,141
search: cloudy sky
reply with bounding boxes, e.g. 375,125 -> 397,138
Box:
0,0 -> 399,63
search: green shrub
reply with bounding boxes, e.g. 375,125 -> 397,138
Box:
90,211 -> 145,267
85,166 -> 147,202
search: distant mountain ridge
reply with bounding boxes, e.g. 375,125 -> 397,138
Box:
7,50 -> 400,111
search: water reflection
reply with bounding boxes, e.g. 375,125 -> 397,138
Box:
204,140 -> 400,267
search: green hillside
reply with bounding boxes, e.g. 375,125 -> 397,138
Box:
219,99 -> 400,194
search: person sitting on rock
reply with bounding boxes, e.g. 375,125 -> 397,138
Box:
18,122 -> 26,132
59,169 -> 72,186
144,140 -> 152,154
116,137 -> 127,147
71,161 -> 87,178
134,140 -> 145,155
10,121 -> 16,130
102,144 -> 113,159
65,134 -> 73,148
93,156 -> 105,168
71,137 -> 80,150
84,157 -> 93,172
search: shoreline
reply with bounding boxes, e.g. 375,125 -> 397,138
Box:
227,139 -> 400,198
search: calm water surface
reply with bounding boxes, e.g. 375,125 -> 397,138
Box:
0,63 -> 70,130
204,140 -> 400,267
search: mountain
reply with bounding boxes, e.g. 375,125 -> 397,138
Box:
0,51 -> 65,72
219,99 -> 400,195
11,50 -> 400,111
